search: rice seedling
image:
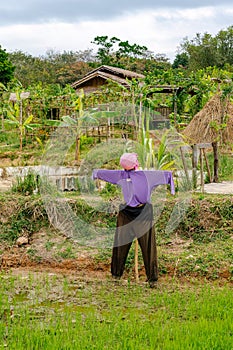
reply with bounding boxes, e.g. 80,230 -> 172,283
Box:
0,272 -> 232,350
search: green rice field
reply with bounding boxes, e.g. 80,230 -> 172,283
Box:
0,271 -> 232,350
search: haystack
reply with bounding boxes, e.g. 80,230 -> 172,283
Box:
182,93 -> 233,145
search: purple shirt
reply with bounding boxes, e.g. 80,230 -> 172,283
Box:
92,169 -> 175,207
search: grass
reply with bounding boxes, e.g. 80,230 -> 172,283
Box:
206,151 -> 233,181
219,153 -> 233,180
0,272 -> 232,349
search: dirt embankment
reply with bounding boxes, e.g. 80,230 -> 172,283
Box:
0,193 -> 233,282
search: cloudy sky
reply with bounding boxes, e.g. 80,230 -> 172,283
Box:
1,0 -> 233,62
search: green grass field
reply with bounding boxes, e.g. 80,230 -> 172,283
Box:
0,272 -> 232,350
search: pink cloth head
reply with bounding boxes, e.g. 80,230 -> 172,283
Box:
120,153 -> 139,170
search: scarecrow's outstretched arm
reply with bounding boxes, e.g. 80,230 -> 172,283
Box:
143,170 -> 175,195
92,169 -> 122,185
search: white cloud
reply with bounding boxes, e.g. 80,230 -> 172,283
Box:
176,7 -> 216,20
1,0 -> 233,26
0,5 -> 233,62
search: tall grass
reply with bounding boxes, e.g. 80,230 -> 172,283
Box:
0,272 -> 232,349
218,152 -> 233,180
206,151 -> 233,181
12,171 -> 40,195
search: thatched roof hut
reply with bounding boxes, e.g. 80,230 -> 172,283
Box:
71,65 -> 145,94
182,93 -> 233,145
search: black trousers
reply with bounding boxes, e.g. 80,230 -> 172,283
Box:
111,203 -> 158,282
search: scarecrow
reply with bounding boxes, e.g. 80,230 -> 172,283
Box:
93,153 -> 175,287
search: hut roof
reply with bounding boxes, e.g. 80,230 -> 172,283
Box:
182,93 -> 233,145
95,65 -> 145,79
71,65 -> 145,90
71,70 -> 130,90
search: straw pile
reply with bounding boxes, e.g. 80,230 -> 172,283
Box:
182,93 -> 233,145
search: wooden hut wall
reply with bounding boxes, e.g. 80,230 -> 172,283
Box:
77,77 -> 107,94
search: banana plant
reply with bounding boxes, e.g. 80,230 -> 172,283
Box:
156,131 -> 176,170
0,82 -> 8,131
5,89 -> 39,151
138,127 -> 175,170
59,89 -> 99,161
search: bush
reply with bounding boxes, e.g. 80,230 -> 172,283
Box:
12,171 -> 40,195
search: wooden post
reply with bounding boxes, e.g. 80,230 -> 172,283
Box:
200,148 -> 204,193
75,135 -> 80,162
107,118 -> 110,141
135,239 -> 139,283
212,142 -> 219,182
111,117 -> 114,137
180,146 -> 192,189
98,126 -> 101,143
203,149 -> 212,183
173,91 -> 177,127
192,144 -> 199,189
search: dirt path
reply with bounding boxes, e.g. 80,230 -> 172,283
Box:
203,181 -> 233,194
0,179 -> 13,192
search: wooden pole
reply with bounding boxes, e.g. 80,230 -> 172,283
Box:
203,149 -> 212,183
135,239 -> 139,283
75,135 -> 80,162
173,90 -> 177,127
200,148 -> 204,193
212,142 -> 219,183
19,99 -> 23,152
180,146 -> 192,189
192,144 -> 198,189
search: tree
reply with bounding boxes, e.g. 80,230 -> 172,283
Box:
180,33 -> 219,71
9,49 -> 93,87
172,52 -> 189,69
116,40 -> 148,59
0,45 -> 15,84
91,36 -> 121,65
92,36 -> 151,64
91,36 -> 171,73
9,50 -> 52,87
216,26 -> 233,66
178,27 -> 233,71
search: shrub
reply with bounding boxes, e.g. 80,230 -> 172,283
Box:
12,171 -> 40,195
